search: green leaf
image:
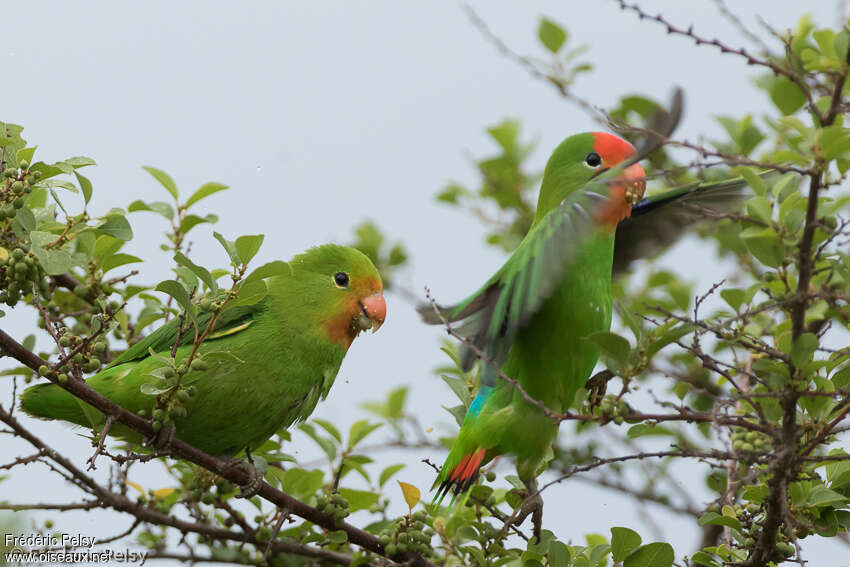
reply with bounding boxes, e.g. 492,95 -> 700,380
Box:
235,234 -> 264,265
327,530 -> 348,544
769,76 -> 807,115
623,542 -> 674,567
155,280 -> 196,324
228,279 -> 267,308
441,374 -> 471,407
698,511 -> 741,530
74,171 -> 92,204
173,252 -> 217,294
277,468 -> 324,500
96,215 -> 133,241
740,226 -> 784,268
184,181 -> 229,209
128,200 -> 174,220
791,333 -> 818,368
179,213 -> 218,235
538,17 -> 567,53
720,288 -> 746,311
243,260 -> 291,286
586,331 -> 631,364
379,464 -> 405,487
42,250 -> 72,275
386,387 -> 408,419
348,420 -> 382,449
101,253 -> 143,273
93,235 -> 123,263
213,232 -> 240,265
738,168 -> 765,196
15,208 -> 35,233
746,196 -> 772,224
690,551 -> 721,567
548,542 -> 572,566
611,527 -> 642,562
142,166 -> 179,200
338,487 -> 380,512
16,146 -> 36,164
312,418 -> 342,443
297,423 -> 337,461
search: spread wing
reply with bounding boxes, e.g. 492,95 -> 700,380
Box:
419,184 -> 610,386
612,175 -> 757,275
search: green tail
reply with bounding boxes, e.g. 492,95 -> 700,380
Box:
20,383 -> 94,426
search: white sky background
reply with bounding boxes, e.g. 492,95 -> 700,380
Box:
1,1 -> 846,564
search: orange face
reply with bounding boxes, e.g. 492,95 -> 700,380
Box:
323,275 -> 386,349
590,132 -> 647,228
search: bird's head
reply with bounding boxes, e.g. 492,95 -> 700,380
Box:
292,245 -> 386,349
534,131 -> 646,228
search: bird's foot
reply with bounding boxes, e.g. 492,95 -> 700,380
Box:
502,481 -> 544,542
585,369 -> 615,412
225,454 -> 268,499
144,421 -> 176,451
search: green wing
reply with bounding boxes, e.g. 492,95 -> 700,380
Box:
108,301 -> 266,368
419,184 -> 610,386
612,174 -> 757,276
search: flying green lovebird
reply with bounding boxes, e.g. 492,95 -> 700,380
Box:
420,94 -> 751,533
22,244 -> 386,465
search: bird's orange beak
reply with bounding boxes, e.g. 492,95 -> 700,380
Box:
357,292 -> 386,332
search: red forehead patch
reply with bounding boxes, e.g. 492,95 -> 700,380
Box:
592,132 -> 636,166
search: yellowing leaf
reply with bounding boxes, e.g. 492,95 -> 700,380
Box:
126,480 -> 144,494
0,248 -> 7,262
425,427 -> 434,433
397,481 -> 421,511
152,488 -> 175,499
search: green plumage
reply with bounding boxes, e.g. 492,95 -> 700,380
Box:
21,244 -> 383,457
421,130 -> 752,502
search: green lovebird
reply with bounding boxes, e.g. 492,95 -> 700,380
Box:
21,244 -> 386,459
420,126 -> 749,530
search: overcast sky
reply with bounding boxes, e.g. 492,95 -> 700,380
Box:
1,1 -> 844,564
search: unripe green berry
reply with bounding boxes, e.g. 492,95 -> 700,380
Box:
38,365 -> 49,376
201,493 -> 215,505
59,335 -> 72,347
178,364 -> 188,375
190,358 -> 208,371
11,181 -> 24,194
73,284 -> 89,298
12,248 -> 23,260
199,298 -> 212,311
86,359 -> 101,373
485,471 -> 496,482
152,420 -> 162,432
18,160 -> 28,170
58,373 -> 68,383
162,367 -> 176,378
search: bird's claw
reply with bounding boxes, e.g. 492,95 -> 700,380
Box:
226,455 -> 268,499
501,482 -> 544,542
585,369 -> 615,412
145,421 -> 176,451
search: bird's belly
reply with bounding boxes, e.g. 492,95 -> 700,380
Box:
505,240 -> 614,411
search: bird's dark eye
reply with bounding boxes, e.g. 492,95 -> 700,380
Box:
333,272 -> 349,287
584,152 -> 602,168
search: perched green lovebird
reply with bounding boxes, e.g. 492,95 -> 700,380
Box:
22,244 -> 386,458
420,127 -> 749,529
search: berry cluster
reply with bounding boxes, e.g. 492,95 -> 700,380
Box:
595,394 -> 630,424
1,161 -> 38,220
730,428 -> 771,454
0,248 -> 49,308
314,492 -> 351,526
377,510 -> 435,557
